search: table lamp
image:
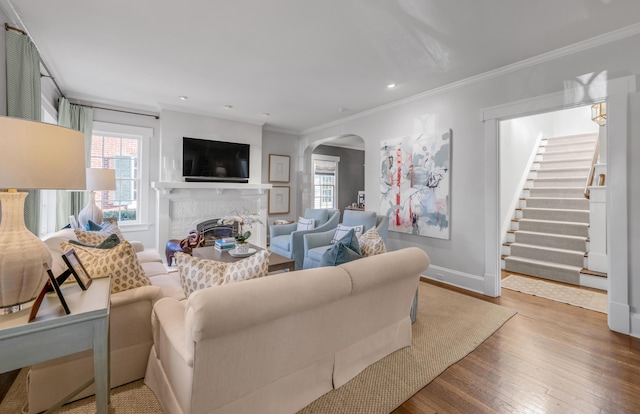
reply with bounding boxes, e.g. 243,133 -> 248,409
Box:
0,116 -> 86,313
77,168 -> 116,228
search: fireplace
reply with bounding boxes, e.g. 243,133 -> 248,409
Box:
196,219 -> 238,246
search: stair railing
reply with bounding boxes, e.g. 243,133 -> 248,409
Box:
584,140 -> 600,199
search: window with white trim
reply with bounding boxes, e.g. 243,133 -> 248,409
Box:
91,122 -> 151,225
312,154 -> 340,209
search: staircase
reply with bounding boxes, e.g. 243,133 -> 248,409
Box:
502,133 -> 600,286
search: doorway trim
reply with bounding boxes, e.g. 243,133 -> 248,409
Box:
482,75 -> 636,334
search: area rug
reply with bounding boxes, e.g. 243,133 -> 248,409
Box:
502,274 -> 607,314
0,283 -> 515,414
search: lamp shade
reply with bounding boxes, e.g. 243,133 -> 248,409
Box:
0,116 -> 86,190
86,168 -> 116,191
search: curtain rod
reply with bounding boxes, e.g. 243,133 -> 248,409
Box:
4,24 -> 160,120
71,103 -> 160,120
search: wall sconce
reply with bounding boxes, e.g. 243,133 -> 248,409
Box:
591,102 -> 606,126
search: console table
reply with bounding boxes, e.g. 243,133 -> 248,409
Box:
0,278 -> 111,413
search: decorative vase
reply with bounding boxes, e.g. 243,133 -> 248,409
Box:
235,242 -> 249,254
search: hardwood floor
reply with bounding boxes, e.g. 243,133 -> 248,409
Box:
394,277 -> 640,414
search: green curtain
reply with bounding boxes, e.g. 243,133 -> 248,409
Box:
56,97 -> 93,229
5,29 -> 42,234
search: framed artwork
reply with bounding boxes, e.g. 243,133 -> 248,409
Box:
268,186 -> 290,214
30,263 -> 70,322
268,154 -> 290,183
61,249 -> 93,290
379,129 -> 452,239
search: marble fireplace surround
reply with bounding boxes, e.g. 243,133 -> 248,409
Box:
152,182 -> 272,260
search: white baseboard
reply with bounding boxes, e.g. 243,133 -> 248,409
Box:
630,312 -> 640,339
609,300 -> 630,335
421,265 -> 485,295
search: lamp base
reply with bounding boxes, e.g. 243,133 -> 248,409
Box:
0,192 -> 52,308
78,191 -> 104,229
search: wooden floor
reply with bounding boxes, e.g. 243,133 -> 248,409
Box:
394,276 -> 640,414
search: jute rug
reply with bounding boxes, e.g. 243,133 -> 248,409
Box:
0,283 -> 515,414
502,274 -> 607,314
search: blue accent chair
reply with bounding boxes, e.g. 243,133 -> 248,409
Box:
302,210 -> 389,270
269,208 -> 340,270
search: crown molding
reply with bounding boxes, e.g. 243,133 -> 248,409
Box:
302,22 -> 640,136
262,125 -> 301,136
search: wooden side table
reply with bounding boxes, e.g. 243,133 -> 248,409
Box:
0,277 -> 111,413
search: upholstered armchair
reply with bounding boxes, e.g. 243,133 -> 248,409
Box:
302,210 -> 389,269
269,208 -> 340,269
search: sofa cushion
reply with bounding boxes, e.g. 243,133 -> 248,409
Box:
331,224 -> 363,244
270,235 -> 290,252
61,240 -> 150,294
308,245 -> 333,263
296,217 -> 315,231
304,208 -> 329,227
358,227 -> 387,257
136,248 -> 164,264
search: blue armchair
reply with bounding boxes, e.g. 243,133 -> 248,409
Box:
302,210 -> 389,269
269,208 -> 340,270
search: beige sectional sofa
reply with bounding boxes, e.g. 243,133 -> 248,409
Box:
27,229 -> 184,414
144,247 -> 430,414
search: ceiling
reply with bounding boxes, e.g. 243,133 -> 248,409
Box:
4,0 -> 640,133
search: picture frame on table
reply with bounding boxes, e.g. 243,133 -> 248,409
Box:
268,154 -> 290,183
29,263 -> 70,322
61,248 -> 93,290
268,186 -> 290,214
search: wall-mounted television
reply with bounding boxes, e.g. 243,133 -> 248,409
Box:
182,137 -> 249,183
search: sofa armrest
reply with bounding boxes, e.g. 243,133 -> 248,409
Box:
129,240 -> 145,253
269,222 -> 297,239
304,229 -> 335,252
152,297 -> 192,366
110,285 -> 163,308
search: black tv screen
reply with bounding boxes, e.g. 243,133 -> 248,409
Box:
182,137 -> 249,183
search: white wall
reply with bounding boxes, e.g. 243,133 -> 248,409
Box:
499,112 -> 553,239
301,33 -> 640,301
159,109 -> 263,185
262,129 -> 300,225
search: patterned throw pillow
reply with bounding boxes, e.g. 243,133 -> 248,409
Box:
61,240 -> 149,294
75,222 -> 125,245
69,234 -> 120,249
331,224 -> 364,244
176,250 -> 270,298
358,227 -> 387,257
296,217 -> 315,231
223,250 -> 270,284
175,252 -> 227,298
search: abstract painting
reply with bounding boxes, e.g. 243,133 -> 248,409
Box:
379,129 -> 452,239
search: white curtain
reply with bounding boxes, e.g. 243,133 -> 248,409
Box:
56,97 -> 93,229
4,29 -> 42,234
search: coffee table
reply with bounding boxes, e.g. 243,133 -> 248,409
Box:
192,244 -> 295,273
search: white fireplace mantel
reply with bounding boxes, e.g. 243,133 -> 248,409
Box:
153,182 -> 272,257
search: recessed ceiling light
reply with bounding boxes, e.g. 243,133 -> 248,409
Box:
179,96 -> 188,101
387,83 -> 397,89
223,104 -> 233,109
261,112 -> 271,117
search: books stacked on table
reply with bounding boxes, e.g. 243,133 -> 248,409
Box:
214,238 -> 237,251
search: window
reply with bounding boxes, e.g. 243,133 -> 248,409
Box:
91,122 -> 151,226
312,154 -> 340,209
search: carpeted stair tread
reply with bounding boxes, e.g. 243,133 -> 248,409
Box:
513,230 -> 587,251
526,187 -> 585,197
529,177 -> 586,187
504,256 -> 581,285
509,242 -> 585,267
538,149 -> 596,160
521,207 -> 589,223
523,197 -> 590,210
535,158 -> 593,169
514,218 -> 589,237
